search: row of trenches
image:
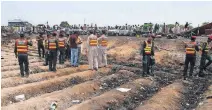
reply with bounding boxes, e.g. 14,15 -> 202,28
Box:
2,60 -> 211,110
2,37 -> 212,110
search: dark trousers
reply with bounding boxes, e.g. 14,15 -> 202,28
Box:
183,55 -> 196,77
65,46 -> 70,59
78,47 -> 81,63
199,54 -> 212,76
143,55 -> 151,75
59,48 -> 65,64
18,54 -> 29,77
38,44 -> 45,57
44,51 -> 49,65
49,50 -> 57,71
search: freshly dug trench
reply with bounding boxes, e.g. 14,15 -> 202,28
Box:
1,62 -> 43,71
2,58 -> 43,67
1,65 -> 89,88
1,63 -> 70,78
66,78 -> 153,110
1,68 -> 111,106
135,81 -> 183,110
1,55 -> 39,61
113,65 -> 142,74
181,77 -> 211,110
1,69 -> 136,110
196,85 -> 212,110
112,70 -> 181,110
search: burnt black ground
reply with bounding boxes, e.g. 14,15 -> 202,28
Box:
104,65 -> 181,110
181,74 -> 212,110
103,58 -> 212,110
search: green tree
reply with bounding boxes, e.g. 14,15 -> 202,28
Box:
60,21 -> 70,28
166,24 -> 175,28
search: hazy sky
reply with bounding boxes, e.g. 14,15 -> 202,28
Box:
1,1 -> 212,27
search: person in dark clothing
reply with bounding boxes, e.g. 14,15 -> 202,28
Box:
198,36 -> 212,77
36,33 -> 45,58
43,34 -> 50,66
14,32 -> 33,77
183,36 -> 200,80
69,31 -> 79,67
66,39 -> 70,60
140,36 -> 155,76
185,22 -> 189,31
33,26 -> 35,33
48,32 -> 59,72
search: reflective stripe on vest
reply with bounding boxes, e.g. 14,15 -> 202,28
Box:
49,39 -> 56,50
101,39 -> 108,47
144,41 -> 152,55
186,42 -> 196,55
58,39 -> 65,48
45,40 -> 48,49
204,42 -> 209,53
16,39 -> 28,54
89,39 -> 97,46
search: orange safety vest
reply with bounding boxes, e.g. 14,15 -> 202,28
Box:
58,38 -> 65,48
144,41 -> 152,55
186,41 -> 196,55
48,38 -> 57,50
101,38 -> 108,47
89,38 -> 97,46
16,39 -> 28,54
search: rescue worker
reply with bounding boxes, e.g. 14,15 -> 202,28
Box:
141,36 -> 154,76
58,34 -> 66,64
48,32 -> 58,72
43,34 -> 50,66
97,30 -> 108,67
76,33 -> 83,64
86,30 -> 98,71
198,35 -> 212,77
36,33 -> 45,58
14,32 -> 33,77
183,36 -> 199,80
69,31 -> 79,67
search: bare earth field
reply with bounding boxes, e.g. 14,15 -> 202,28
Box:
1,35 -> 212,110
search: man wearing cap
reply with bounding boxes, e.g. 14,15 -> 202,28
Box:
48,33 -> 59,72
183,36 -> 200,80
14,32 -> 33,77
198,35 -> 212,77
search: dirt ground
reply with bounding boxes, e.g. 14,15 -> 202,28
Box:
1,34 -> 212,110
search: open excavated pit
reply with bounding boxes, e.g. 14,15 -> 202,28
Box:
1,65 -> 89,88
2,70 -> 137,110
135,81 -> 184,110
1,68 -> 111,106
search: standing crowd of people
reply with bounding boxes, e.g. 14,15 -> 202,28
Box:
14,30 -> 108,77
14,29 -> 211,80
